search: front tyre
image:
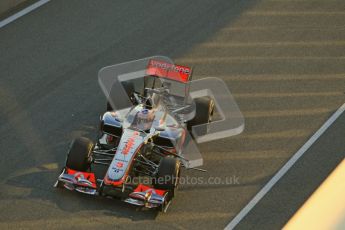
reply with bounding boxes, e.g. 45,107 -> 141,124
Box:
153,156 -> 181,194
66,137 -> 93,171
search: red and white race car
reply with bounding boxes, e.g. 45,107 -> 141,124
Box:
55,59 -> 215,212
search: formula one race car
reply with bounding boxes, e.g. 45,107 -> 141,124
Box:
55,59 -> 215,212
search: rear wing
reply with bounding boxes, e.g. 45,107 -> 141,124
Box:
146,59 -> 192,83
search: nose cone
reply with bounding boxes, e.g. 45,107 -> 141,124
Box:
105,129 -> 144,182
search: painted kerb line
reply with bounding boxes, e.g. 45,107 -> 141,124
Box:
225,102 -> 345,229
0,0 -> 51,28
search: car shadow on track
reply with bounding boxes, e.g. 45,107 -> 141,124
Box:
3,170 -> 159,221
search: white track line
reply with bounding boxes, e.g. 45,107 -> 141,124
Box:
225,102 -> 345,230
0,0 -> 50,28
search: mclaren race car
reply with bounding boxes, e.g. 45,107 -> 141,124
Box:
55,59 -> 215,212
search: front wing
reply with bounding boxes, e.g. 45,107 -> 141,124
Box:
55,167 -> 169,209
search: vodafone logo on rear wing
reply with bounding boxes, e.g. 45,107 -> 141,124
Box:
146,59 -> 191,83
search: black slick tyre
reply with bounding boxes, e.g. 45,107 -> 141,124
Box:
66,137 -> 93,171
187,97 -> 214,133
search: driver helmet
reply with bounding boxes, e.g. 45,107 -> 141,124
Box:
136,108 -> 155,130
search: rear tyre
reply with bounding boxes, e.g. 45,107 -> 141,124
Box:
66,137 -> 93,171
153,156 -> 181,193
187,97 -> 214,134
107,81 -> 135,111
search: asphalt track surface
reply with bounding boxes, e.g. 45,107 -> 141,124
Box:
0,0 -> 345,229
